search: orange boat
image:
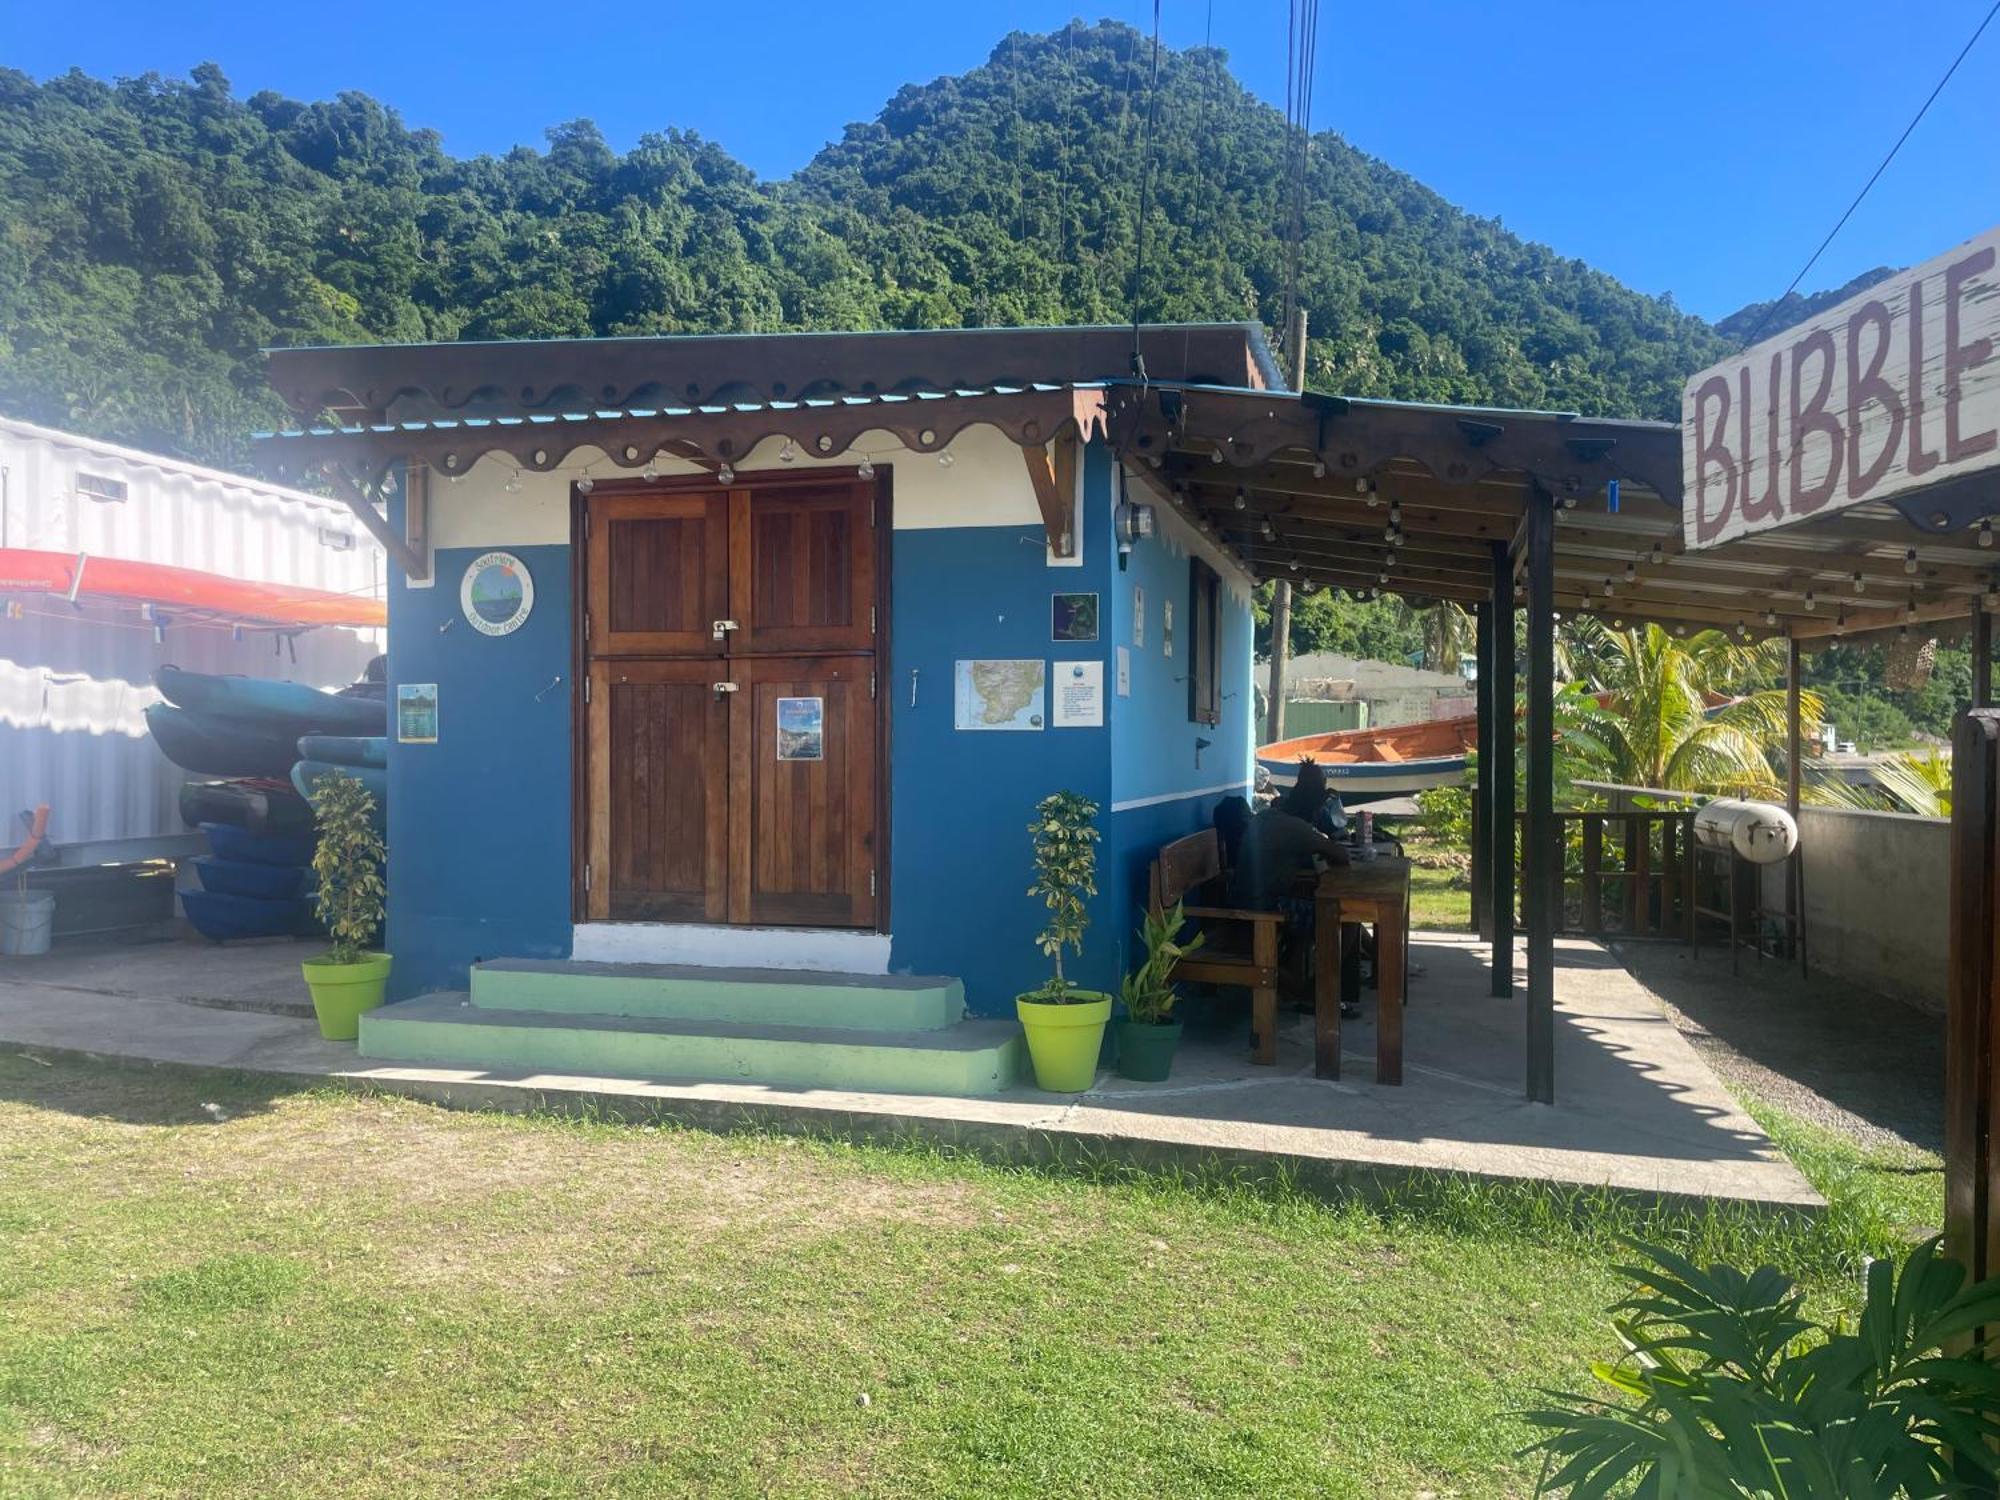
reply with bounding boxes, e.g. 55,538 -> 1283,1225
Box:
0,547 -> 385,629
1258,711 -> 1477,803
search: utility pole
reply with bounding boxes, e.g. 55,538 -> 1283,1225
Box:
1264,307 -> 1309,747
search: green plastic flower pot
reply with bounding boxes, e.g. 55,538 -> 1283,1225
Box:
1116,1019 -> 1182,1082
301,952 -> 391,1041
1015,991 -> 1112,1093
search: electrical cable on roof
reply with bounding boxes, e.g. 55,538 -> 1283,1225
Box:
1279,0 -> 1321,379
1129,0 -> 1165,383
1736,0 -> 1999,349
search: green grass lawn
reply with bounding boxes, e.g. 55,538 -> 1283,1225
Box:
1408,863 -> 1472,931
0,1052 -> 1942,1499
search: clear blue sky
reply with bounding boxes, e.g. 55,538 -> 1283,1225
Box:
8,0 -> 1996,322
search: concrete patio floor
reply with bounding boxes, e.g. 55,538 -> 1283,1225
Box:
0,931 -> 1820,1211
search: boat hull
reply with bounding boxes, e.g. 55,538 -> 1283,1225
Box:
156,666 -> 385,737
291,760 -> 388,824
180,888 -> 321,942
146,703 -> 300,779
296,735 -> 388,769
179,780 -> 315,836
1257,753 -> 1468,804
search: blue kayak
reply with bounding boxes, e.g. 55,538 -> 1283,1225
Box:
146,703 -> 301,779
156,666 -> 385,737
292,759 -> 388,822
296,735 -> 388,769
180,888 -> 321,942
200,821 -> 317,868
192,856 -> 310,901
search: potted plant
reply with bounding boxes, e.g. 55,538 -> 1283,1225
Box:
300,770 -> 389,1041
1116,900 -> 1203,1081
1015,790 -> 1110,1092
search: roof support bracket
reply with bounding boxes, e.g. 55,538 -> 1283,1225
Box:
1022,434 -> 1076,557
322,461 -> 428,581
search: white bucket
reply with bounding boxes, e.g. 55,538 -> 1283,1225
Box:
0,891 -> 56,956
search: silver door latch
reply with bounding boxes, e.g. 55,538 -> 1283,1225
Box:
711,619 -> 739,639
713,681 -> 739,696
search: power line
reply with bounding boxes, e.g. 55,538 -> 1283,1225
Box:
1129,0 -> 1165,379
1737,0 -> 2000,348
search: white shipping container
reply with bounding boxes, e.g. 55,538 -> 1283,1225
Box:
0,416 -> 384,847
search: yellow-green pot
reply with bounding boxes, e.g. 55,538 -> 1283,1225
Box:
1015,990 -> 1112,1093
301,952 -> 391,1040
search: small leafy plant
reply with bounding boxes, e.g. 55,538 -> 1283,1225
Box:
1120,900 -> 1203,1025
1524,1236 -> 2000,1498
1024,789 -> 1099,1003
309,771 -> 385,965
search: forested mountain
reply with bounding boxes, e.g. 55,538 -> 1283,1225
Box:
0,22 -> 1736,468
1713,265 -> 1899,345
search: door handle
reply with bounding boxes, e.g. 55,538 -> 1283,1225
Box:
713,681 -> 739,696
711,619 -> 739,640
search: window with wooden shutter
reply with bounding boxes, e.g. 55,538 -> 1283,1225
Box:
1188,557 -> 1222,726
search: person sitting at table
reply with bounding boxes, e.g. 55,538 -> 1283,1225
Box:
1236,762 -> 1363,1016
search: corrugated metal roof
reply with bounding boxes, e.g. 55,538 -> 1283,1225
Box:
256,381 -> 1087,442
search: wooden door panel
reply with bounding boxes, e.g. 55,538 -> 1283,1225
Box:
732,482 -> 875,655
588,660 -> 728,922
588,492 -> 728,656
727,657 -> 876,928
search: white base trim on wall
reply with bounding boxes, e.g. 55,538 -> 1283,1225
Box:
1109,780 -> 1253,814
571,922 -> 893,974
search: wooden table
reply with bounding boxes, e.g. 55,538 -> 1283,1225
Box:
1310,857 -> 1411,1085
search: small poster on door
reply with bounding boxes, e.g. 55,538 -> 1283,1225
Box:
1132,585 -> 1146,648
1162,599 -> 1176,659
776,696 -> 824,760
1051,591 -> 1099,642
397,683 -> 438,744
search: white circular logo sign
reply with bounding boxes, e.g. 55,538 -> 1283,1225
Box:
460,551 -> 534,636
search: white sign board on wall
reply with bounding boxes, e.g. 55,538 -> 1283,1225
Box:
1683,224 -> 2000,550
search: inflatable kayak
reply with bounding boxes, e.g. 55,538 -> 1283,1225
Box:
180,888 -> 321,942
147,703 -> 302,779
191,856 -> 309,901
291,759 -> 388,820
199,821 -> 317,868
296,735 -> 388,769
156,666 -> 385,736
179,780 -> 315,836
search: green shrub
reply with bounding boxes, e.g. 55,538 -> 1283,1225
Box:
1525,1237 -> 2000,1497
309,771 -> 386,965
1023,790 -> 1099,1003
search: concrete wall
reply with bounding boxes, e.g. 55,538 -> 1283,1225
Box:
1766,805 -> 1949,1014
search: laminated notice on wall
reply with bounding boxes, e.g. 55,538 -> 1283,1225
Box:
397,683 -> 438,744
1052,660 -> 1104,728
776,697 -> 824,760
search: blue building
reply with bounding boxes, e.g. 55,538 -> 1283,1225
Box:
259,325 -> 1278,1090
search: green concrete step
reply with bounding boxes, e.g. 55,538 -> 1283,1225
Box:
469,959 -> 965,1031
359,994 -> 1025,1097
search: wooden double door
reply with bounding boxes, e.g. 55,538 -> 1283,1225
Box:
580,473 -> 882,929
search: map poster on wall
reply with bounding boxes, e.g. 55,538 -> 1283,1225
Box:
775,696 -> 824,760
1051,592 -> 1099,642
953,659 -> 1046,730
1052,660 -> 1104,728
397,683 -> 439,744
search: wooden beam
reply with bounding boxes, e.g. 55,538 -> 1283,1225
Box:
1525,487 -> 1557,1104
1022,437 -> 1073,557
1977,608 -> 1994,710
1490,539 -> 1516,998
403,462 -> 432,583
321,463 -> 426,579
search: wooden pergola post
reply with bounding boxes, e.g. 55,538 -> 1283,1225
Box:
1975,605 -> 1993,710
1488,542 -> 1516,999
1473,600 -> 1495,940
1946,709 -> 2000,1286
1786,636 -> 1807,967
1524,486 -> 1557,1104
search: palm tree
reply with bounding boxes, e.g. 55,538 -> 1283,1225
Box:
1560,621 -> 1821,797
1807,748 -> 1952,816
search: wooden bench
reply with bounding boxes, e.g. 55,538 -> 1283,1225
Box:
1146,829 -> 1284,1065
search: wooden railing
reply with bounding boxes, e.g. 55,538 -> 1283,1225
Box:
1473,802 -> 1696,943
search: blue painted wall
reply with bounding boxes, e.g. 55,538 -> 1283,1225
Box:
886,442 -> 1119,1013
383,532 -> 574,999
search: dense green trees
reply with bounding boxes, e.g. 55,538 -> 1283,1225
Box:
0,22 -> 1729,469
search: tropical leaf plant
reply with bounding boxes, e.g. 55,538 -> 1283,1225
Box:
1024,790 -> 1100,1002
1523,1236 -> 2000,1498
1560,621 -> 1822,797
1119,899 -> 1203,1025
1804,749 -> 1953,818
308,771 -> 386,966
